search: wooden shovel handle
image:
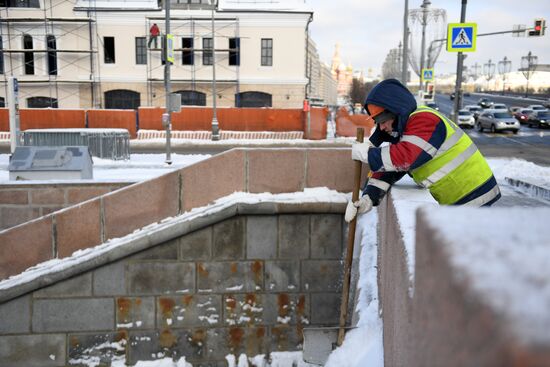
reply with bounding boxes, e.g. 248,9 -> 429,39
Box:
337,127 -> 365,346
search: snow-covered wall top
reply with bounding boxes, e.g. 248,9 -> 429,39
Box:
420,206 -> 550,346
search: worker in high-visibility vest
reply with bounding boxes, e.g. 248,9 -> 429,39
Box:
345,78 -> 501,222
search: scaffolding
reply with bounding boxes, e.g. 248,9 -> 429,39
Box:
0,0 -> 100,108
145,14 -> 240,107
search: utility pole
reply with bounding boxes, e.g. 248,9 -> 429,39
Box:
419,0 -> 430,91
211,0 -> 220,141
452,0 -> 467,122
164,0 -> 172,164
401,0 -> 409,84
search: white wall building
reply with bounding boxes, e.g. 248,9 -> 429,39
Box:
0,0 -> 315,109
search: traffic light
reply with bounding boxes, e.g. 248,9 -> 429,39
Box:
528,19 -> 545,36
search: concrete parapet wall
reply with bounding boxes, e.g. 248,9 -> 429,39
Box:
0,211 -> 347,366
0,148 -> 357,281
379,190 -> 550,367
0,183 -> 129,231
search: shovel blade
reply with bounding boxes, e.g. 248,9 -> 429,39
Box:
302,327 -> 339,365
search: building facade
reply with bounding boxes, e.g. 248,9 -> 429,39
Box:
0,0 -> 314,109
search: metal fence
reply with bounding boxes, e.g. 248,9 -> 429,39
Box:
21,129 -> 130,160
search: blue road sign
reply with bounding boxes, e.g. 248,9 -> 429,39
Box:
422,68 -> 434,82
447,23 -> 477,52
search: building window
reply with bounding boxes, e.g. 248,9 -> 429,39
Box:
229,37 -> 240,66
0,0 -> 40,8
135,37 -> 146,65
104,36 -> 115,64
202,38 -> 212,66
261,38 -> 272,66
235,91 -> 272,108
46,35 -> 57,75
0,97 -> 5,107
181,37 -> 194,65
176,90 -> 206,106
0,36 -> 4,75
105,89 -> 140,109
27,97 -> 58,108
23,34 -> 34,75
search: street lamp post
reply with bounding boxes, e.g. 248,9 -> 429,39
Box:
521,51 -> 538,98
418,0 -> 431,91
497,56 -> 512,95
401,0 -> 409,84
483,59 -> 495,91
210,0 -> 220,141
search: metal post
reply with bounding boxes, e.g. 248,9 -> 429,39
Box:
452,0 -> 467,122
211,0 -> 220,141
401,0 -> 409,84
7,77 -> 20,154
419,0 -> 430,91
164,0 -> 172,164
498,56 -> 511,95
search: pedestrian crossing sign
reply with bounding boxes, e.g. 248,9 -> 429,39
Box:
447,23 -> 477,52
421,68 -> 434,82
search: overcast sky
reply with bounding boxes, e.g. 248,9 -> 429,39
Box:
309,0 -> 550,78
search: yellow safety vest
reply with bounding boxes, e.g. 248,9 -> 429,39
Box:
407,106 -> 494,205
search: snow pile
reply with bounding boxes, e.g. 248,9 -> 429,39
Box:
421,206 -> 550,346
325,209 -> 384,367
0,153 -> 210,183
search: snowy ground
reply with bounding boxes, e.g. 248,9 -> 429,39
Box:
1,150 -> 550,366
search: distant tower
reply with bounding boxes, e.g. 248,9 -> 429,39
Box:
331,43 -> 353,102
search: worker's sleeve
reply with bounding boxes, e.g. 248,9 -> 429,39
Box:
362,171 -> 407,206
367,112 -> 446,172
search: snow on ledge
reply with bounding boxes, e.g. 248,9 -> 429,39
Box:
0,188 -> 348,297
420,206 -> 550,346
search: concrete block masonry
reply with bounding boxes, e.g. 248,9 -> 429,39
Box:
0,212 -> 347,366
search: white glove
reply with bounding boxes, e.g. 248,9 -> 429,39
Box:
344,196 -> 373,223
351,141 -> 374,162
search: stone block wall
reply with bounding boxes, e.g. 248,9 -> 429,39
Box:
0,183 -> 128,230
0,213 -> 346,366
0,148 -> 358,281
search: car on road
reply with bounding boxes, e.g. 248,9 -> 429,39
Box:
457,109 -> 475,128
464,105 -> 483,121
477,110 -> 520,133
478,98 -> 493,109
510,107 -> 533,124
527,110 -> 550,128
425,101 -> 439,111
450,92 -> 455,100
463,92 -> 471,97
526,104 -> 548,112
492,103 -> 508,111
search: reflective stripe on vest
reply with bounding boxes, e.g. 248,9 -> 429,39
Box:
462,184 -> 501,206
368,177 -> 391,191
408,106 -> 495,205
401,135 -> 438,156
381,146 -> 396,171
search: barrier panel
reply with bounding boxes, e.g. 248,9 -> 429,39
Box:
335,106 -> 375,138
0,107 -> 328,140
87,109 -> 137,138
0,109 -> 8,131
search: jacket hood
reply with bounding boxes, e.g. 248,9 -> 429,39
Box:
364,78 -> 417,136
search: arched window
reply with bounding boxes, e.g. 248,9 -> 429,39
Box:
23,34 -> 34,75
175,90 -> 206,106
104,89 -> 140,109
27,97 -> 58,108
46,35 -> 57,75
235,91 -> 272,108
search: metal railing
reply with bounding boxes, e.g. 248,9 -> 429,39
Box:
21,128 -> 130,160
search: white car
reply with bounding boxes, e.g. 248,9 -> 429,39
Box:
492,103 -> 508,110
457,109 -> 475,128
527,104 -> 548,112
